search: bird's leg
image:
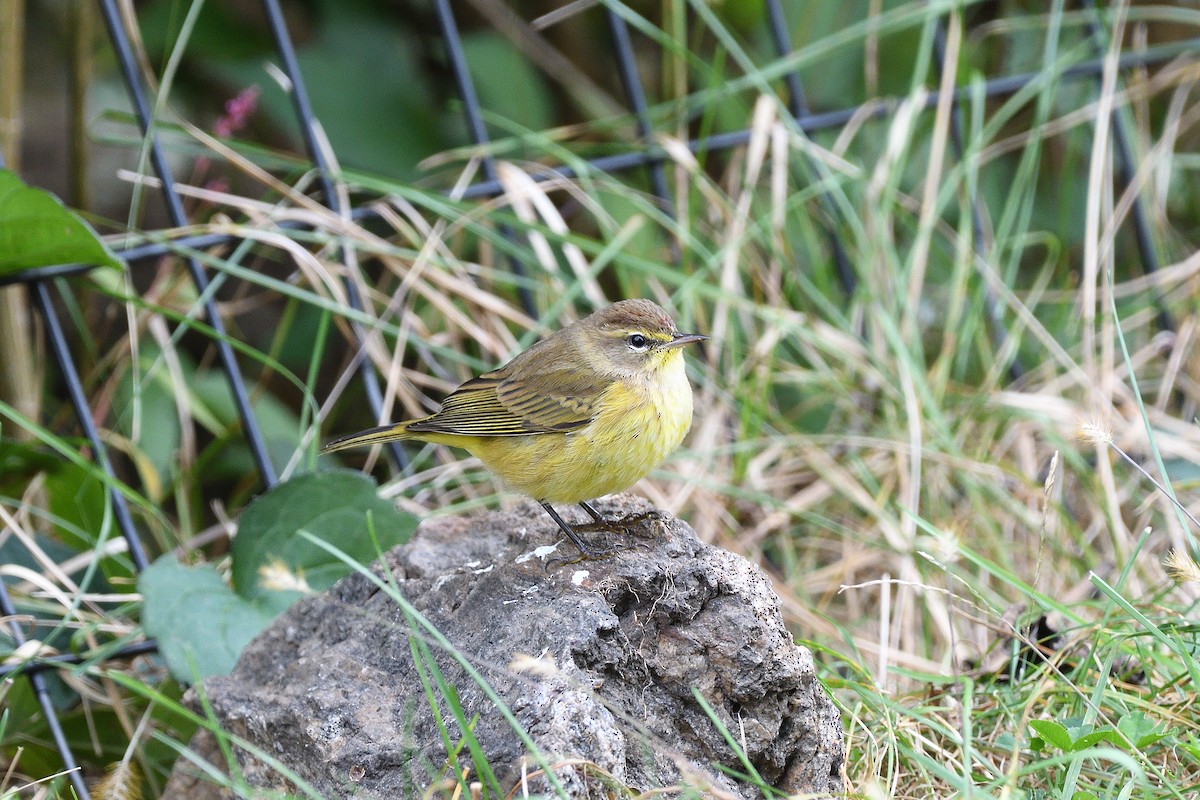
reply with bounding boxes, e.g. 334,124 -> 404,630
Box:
539,502 -> 616,558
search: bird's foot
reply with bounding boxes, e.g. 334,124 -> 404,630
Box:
575,502 -> 664,534
540,501 -> 628,564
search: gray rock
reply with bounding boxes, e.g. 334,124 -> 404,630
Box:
166,495 -> 845,798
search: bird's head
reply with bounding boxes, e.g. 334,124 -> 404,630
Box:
579,299 -> 706,378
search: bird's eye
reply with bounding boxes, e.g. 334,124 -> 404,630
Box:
627,333 -> 650,350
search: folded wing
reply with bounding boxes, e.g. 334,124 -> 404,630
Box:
404,369 -> 606,437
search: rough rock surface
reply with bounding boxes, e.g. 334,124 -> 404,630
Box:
166,495 -> 845,798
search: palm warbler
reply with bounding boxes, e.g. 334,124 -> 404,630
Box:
323,299 -> 706,555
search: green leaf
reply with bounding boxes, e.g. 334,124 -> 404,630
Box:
38,458 -> 135,582
1071,729 -> 1117,750
462,32 -> 554,132
139,557 -> 278,681
0,439 -> 59,496
1116,711 -> 1152,740
1135,732 -> 1170,749
0,169 -> 123,275
1029,719 -> 1073,751
230,471 -> 416,602
44,460 -> 108,551
1058,716 -> 1090,743
138,472 -> 414,682
1117,711 -> 1167,749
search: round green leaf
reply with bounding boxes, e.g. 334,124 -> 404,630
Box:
231,470 -> 417,601
139,557 -> 278,681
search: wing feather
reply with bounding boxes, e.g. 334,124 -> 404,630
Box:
403,369 -> 606,437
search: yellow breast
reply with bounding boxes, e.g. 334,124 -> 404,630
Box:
468,355 -> 694,504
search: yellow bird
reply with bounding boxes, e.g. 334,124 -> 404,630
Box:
323,299 -> 706,555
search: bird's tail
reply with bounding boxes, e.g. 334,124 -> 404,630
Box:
321,422 -> 414,453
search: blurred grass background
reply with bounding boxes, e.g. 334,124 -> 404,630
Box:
2,0 -> 1200,797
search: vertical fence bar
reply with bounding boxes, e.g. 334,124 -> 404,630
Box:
32,281 -> 151,572
259,0 -> 409,472
764,0 -> 857,296
97,0 -> 278,487
605,9 -> 674,220
432,0 -> 538,318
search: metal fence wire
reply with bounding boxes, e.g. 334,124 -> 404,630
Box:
1,2 -> 1197,797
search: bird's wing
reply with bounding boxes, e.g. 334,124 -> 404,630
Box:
403,369 -> 605,437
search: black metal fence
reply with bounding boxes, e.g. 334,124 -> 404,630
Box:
1,2 -> 1196,797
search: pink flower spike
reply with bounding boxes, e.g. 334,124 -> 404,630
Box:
215,86 -> 260,138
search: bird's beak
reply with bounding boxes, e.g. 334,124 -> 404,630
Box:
662,332 -> 708,350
